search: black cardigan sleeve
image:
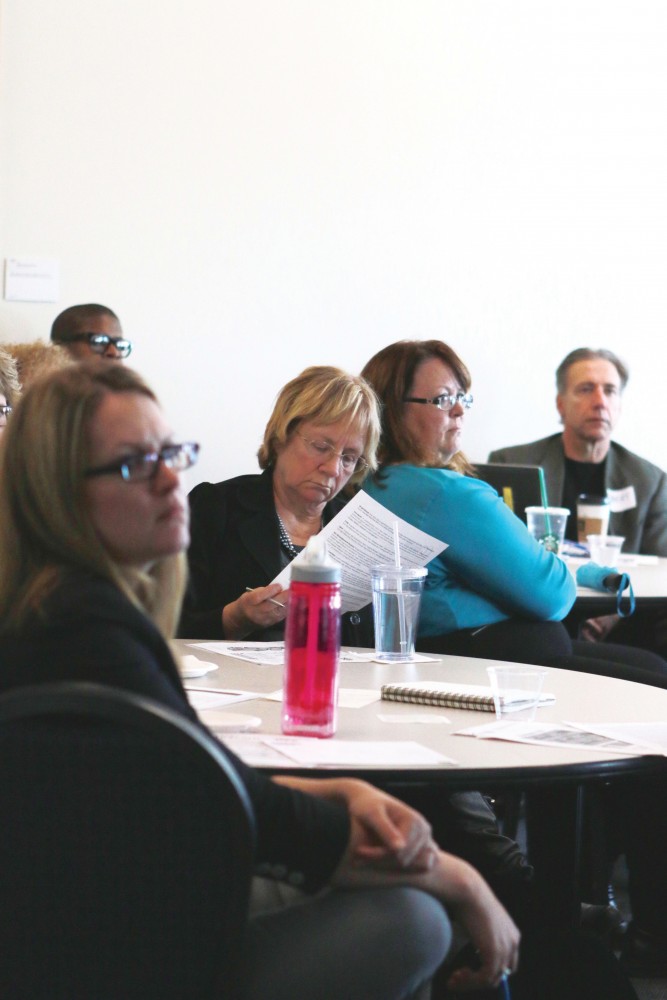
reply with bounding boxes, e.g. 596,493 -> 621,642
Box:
178,475 -> 285,640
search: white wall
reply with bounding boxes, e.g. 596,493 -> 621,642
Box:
1,0 -> 666,491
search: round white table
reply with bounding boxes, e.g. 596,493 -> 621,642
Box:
176,641 -> 667,923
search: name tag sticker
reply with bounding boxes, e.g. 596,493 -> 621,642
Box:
607,485 -> 637,513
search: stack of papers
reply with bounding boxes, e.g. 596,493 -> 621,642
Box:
221,733 -> 457,769
458,720 -> 667,755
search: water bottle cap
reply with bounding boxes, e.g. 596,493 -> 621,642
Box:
290,536 -> 341,583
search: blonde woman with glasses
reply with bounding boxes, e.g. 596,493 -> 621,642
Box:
179,365 -> 380,645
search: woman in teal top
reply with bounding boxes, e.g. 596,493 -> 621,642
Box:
366,464 -> 575,638
361,340 -> 577,663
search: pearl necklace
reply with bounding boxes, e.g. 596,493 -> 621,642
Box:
276,512 -> 301,558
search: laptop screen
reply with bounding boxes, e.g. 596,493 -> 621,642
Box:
472,463 -> 547,524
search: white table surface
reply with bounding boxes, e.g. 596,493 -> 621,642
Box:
174,640 -> 667,782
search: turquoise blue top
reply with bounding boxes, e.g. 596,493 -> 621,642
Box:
363,465 -> 576,637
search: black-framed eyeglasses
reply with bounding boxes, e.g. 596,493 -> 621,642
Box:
85,442 -> 200,483
0,404 -> 12,421
403,392 -> 474,412
296,432 -> 368,474
59,332 -> 133,359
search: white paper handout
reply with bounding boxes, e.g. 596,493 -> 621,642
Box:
263,688 -> 381,708
457,719 -> 654,755
186,689 -> 264,710
271,491 -> 447,613
191,640 -> 436,666
191,641 -> 393,666
219,734 -> 457,769
261,735 -> 457,768
192,641 -> 287,665
566,721 -> 667,755
221,734 -> 304,768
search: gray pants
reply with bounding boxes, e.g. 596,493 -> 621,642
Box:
245,879 -> 451,1000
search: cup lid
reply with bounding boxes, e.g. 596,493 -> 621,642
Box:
371,565 -> 428,579
524,506 -> 570,516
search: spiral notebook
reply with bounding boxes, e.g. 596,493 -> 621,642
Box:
381,681 -> 555,713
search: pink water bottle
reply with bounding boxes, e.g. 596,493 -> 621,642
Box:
282,537 -> 341,738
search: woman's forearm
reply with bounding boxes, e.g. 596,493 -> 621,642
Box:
334,842 -> 520,992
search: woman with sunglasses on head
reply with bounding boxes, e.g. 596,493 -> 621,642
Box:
179,365 -> 379,645
0,361 -> 523,999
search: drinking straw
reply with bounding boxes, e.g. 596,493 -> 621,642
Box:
393,521 -> 408,655
393,521 -> 401,568
538,468 -> 552,537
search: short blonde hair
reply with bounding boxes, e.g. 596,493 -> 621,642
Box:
0,347 -> 21,407
0,362 -> 185,636
3,340 -> 72,390
257,366 -> 381,483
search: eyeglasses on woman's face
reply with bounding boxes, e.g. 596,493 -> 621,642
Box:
296,432 -> 368,474
85,441 -> 200,483
403,391 -> 474,412
0,404 -> 12,427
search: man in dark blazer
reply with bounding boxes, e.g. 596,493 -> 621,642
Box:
489,347 -> 667,655
489,348 -> 667,556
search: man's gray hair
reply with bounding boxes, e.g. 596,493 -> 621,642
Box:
556,348 -> 629,394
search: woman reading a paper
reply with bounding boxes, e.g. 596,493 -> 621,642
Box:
178,365 -> 379,644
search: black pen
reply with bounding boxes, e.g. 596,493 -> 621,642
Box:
245,586 -> 285,609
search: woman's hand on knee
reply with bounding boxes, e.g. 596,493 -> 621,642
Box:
277,776 -> 436,872
436,855 -> 520,993
340,780 -> 435,870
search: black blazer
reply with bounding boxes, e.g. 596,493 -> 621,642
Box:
179,468 -> 374,646
0,573 -> 349,892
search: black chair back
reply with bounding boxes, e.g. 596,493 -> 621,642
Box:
0,682 -> 256,1000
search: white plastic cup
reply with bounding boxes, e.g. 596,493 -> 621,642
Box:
587,534 -> 625,568
524,506 -> 570,554
371,565 -> 427,662
577,495 -> 610,543
486,665 -> 549,720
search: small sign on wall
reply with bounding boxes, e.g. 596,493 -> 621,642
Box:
4,258 -> 60,302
